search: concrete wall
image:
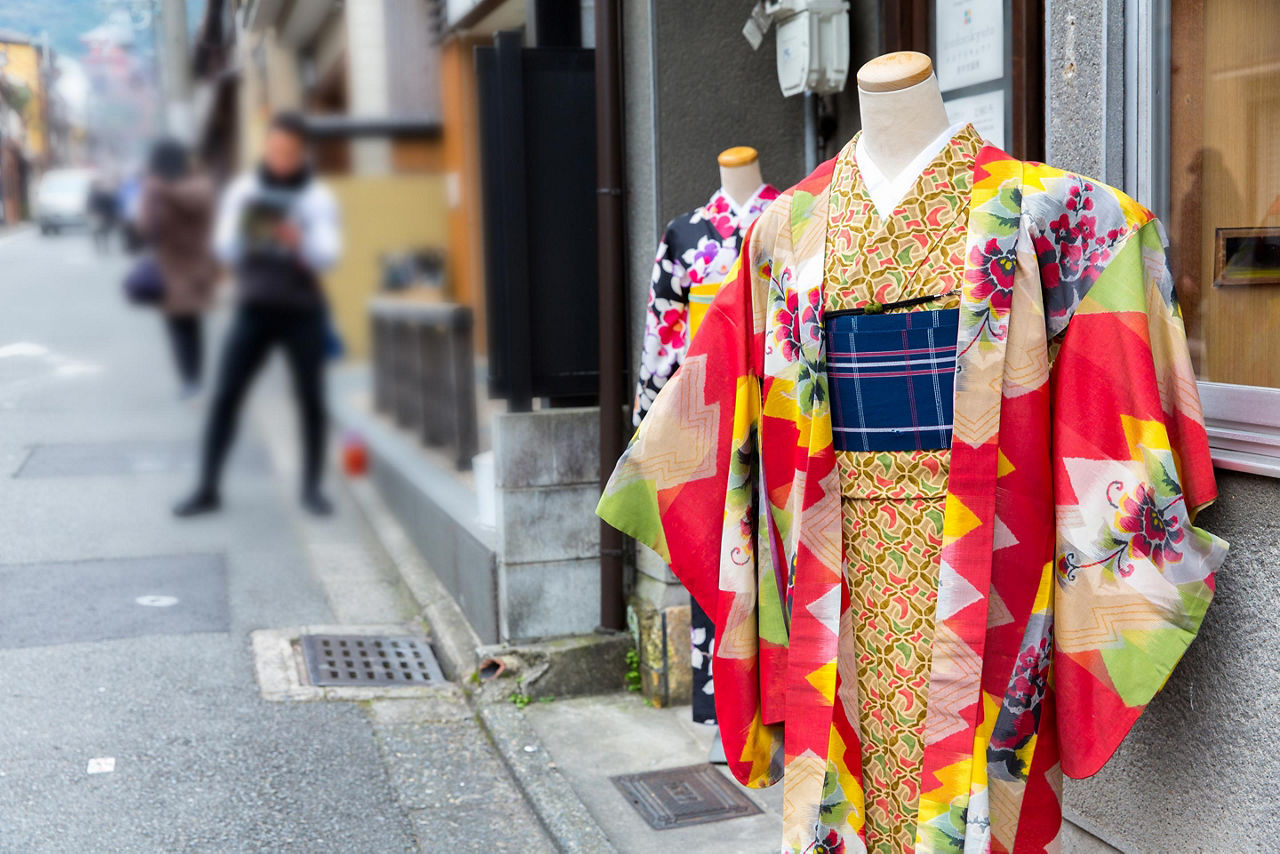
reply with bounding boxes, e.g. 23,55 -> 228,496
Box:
491,408 -> 603,641
345,0 -> 394,174
1046,2 -> 1280,848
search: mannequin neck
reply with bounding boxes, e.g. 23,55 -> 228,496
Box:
720,160 -> 764,210
857,73 -> 952,178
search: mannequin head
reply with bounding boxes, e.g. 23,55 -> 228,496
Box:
717,146 -> 765,209
856,51 -> 934,93
854,52 -> 952,177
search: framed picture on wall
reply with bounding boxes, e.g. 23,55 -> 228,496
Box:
1213,227 -> 1280,288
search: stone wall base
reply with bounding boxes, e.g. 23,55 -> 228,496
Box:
628,594 -> 692,707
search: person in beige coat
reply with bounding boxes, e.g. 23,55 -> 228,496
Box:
140,139 -> 218,397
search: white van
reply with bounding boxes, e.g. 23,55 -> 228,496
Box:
34,168 -> 95,234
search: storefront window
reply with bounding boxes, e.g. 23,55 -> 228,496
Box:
1168,0 -> 1280,390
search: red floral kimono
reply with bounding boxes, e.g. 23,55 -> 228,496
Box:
598,128 -> 1228,853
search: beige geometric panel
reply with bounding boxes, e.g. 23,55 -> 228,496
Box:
1003,239 -> 1050,398
836,600 -> 863,737
781,750 -> 828,851
797,470 -> 844,576
922,623 -> 984,745
716,590 -> 761,661
794,186 -> 831,262
953,402 -> 1002,448
989,776 -> 1028,853
987,588 -> 1015,629
624,354 -> 721,490
1055,595 -> 1170,654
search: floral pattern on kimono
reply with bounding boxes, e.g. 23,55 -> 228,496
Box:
599,127 -> 1228,854
633,185 -> 779,425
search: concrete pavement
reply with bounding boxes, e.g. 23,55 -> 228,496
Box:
0,227 -> 550,853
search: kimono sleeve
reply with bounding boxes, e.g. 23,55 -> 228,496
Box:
599,234 -> 786,789
1050,218 -> 1229,778
598,244 -> 760,620
633,221 -> 692,426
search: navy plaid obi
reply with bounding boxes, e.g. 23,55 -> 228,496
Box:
825,308 -> 959,452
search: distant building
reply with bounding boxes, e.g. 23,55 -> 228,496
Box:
0,27 -> 65,220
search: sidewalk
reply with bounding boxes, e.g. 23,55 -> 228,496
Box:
525,693 -> 782,853
0,228 -> 552,853
344,417 -> 1130,854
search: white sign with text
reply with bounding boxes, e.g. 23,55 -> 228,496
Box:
935,0 -> 1005,92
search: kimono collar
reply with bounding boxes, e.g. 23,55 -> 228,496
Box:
855,121 -> 970,218
702,184 -> 779,239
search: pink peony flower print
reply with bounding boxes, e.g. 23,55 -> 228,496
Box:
966,237 -> 1017,313
1116,484 -> 1185,573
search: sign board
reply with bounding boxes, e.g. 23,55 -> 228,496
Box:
934,0 -> 1004,92
945,89 -> 1006,149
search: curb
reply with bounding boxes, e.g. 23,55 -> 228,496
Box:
476,702 -> 617,854
343,476 -> 483,681
338,470 -> 617,853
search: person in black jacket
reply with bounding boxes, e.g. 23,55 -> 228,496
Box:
174,112 -> 342,518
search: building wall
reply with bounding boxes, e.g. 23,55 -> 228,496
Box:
439,35 -> 489,350
1046,2 -> 1280,849
345,0 -> 394,174
626,2 -> 877,384
0,41 -> 46,158
323,173 -> 449,358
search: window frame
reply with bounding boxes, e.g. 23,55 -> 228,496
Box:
1127,0 -> 1280,477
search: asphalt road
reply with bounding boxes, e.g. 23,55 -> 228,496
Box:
0,227 -> 549,853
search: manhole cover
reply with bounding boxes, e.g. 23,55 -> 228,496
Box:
300,634 -> 445,686
611,764 -> 762,830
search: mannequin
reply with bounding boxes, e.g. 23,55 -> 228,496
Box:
717,146 -> 766,211
631,144 -> 780,764
856,51 -> 952,181
602,45 -> 1225,854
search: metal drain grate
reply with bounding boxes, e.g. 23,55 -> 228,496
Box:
611,763 -> 762,830
300,634 -> 445,687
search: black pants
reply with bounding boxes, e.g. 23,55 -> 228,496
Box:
165,315 -> 203,387
198,304 -> 328,496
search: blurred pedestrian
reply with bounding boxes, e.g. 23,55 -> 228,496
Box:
88,177 -> 119,253
139,139 -> 217,397
118,171 -> 146,254
174,111 -> 342,518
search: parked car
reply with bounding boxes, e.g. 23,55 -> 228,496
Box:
34,168 -> 94,234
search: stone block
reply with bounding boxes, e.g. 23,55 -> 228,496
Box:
663,603 -> 693,704
628,594 -> 693,708
635,545 -> 679,584
495,483 -> 601,564
492,408 -> 600,488
500,557 -> 601,641
474,631 -> 633,701
633,569 -> 690,610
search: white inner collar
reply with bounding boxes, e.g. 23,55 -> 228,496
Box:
720,183 -> 769,215
854,121 -> 967,218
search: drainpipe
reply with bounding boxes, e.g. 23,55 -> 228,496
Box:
595,0 -> 626,632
